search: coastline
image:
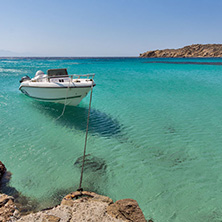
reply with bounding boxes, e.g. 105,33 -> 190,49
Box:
140,44 -> 222,58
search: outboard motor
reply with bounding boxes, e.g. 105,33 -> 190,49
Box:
35,70 -> 45,77
32,70 -> 45,81
19,75 -> 31,83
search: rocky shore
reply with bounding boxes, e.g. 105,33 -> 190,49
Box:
0,161 -> 6,180
140,44 -> 222,58
0,161 -> 149,222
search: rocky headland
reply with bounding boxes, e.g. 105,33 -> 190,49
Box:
140,44 -> 222,58
0,161 -> 150,222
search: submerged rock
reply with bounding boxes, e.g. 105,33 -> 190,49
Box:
74,154 -> 108,192
74,154 -> 107,172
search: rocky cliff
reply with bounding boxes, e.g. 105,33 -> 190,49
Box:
140,44 -> 222,58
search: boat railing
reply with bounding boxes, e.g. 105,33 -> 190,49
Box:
48,73 -> 95,80
72,74 -> 95,79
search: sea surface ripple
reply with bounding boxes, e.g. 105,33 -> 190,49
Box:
0,57 -> 222,221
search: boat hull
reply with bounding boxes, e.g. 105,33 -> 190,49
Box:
20,85 -> 92,106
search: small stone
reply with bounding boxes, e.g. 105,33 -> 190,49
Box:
42,214 -> 61,222
13,209 -> 21,218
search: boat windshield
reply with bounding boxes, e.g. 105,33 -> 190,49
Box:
47,69 -> 68,77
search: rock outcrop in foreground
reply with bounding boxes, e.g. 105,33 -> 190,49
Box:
2,191 -> 147,222
140,44 -> 222,58
0,162 -> 20,222
1,162 -> 149,222
0,194 -> 20,222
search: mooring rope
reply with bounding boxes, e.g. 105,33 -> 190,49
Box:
55,77 -> 72,121
78,82 -> 94,191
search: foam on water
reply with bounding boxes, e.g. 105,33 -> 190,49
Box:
1,58 -> 222,221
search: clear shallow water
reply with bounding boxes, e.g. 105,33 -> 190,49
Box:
1,57 -> 222,221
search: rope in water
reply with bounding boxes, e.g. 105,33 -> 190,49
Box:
52,75 -> 94,191
55,77 -> 72,121
78,82 -> 94,191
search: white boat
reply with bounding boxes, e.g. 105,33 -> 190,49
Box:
19,68 -> 96,106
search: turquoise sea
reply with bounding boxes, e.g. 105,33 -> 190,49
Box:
1,57 -> 222,221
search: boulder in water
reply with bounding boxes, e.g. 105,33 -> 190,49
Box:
74,154 -> 107,172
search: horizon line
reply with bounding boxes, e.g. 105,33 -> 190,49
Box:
0,56 -> 140,59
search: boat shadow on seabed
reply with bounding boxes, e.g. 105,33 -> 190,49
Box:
31,101 -> 123,138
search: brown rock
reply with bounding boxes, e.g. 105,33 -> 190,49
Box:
18,198 -> 119,222
0,161 -> 6,180
0,193 -> 20,221
42,214 -> 61,222
19,192 -> 143,222
1,191 -> 147,222
61,190 -> 113,207
140,44 -> 222,58
107,198 -> 146,222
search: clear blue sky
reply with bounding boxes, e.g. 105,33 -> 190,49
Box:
0,0 -> 221,56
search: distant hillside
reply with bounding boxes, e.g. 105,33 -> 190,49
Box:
139,44 -> 222,58
0,49 -> 23,57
